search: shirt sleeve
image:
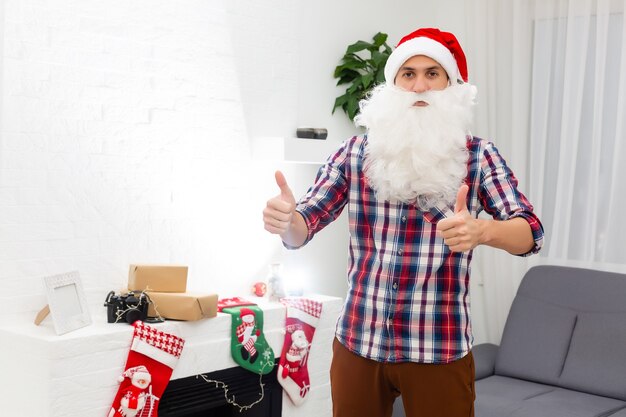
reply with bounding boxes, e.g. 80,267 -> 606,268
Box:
283,139 -> 351,250
477,141 -> 544,256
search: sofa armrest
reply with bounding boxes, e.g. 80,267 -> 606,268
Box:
472,343 -> 499,380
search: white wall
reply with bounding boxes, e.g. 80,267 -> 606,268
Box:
0,0 -> 298,318
0,0 -> 469,320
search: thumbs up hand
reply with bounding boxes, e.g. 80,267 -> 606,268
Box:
263,170 -> 297,235
436,184 -> 482,252
453,183 -> 471,215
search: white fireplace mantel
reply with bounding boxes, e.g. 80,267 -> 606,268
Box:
0,294 -> 343,417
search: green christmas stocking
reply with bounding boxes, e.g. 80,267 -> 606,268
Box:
222,304 -> 275,375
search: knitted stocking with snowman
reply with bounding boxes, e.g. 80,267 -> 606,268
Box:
218,297 -> 276,375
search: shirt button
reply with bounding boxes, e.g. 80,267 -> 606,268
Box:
397,249 -> 403,255
393,282 -> 398,290
401,216 -> 407,223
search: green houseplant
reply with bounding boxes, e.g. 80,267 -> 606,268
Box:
332,32 -> 392,122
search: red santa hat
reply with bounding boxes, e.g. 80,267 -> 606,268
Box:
239,307 -> 255,319
384,28 -> 468,86
118,365 -> 151,383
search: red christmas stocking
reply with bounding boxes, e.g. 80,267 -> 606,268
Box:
278,297 -> 323,406
108,321 -> 185,417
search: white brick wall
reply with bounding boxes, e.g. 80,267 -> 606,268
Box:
0,0 -> 300,317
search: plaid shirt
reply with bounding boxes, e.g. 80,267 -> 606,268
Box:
293,135 -> 544,364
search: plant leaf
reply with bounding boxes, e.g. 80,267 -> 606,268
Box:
375,68 -> 386,83
372,32 -> 388,47
347,82 -> 362,94
347,97 -> 360,121
345,53 -> 366,63
370,50 -> 386,67
332,93 -> 350,114
361,73 -> 375,89
333,67 -> 361,81
336,75 -> 356,86
335,60 -> 367,73
347,40 -> 374,54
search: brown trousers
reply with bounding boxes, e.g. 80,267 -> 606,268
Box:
330,339 -> 475,417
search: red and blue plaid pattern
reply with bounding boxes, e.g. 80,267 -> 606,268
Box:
293,135 -> 543,364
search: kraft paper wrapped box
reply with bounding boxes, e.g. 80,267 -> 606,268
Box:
128,264 -> 188,293
147,292 -> 218,321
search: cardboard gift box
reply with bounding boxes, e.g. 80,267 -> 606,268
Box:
128,264 -> 188,293
147,291 -> 218,321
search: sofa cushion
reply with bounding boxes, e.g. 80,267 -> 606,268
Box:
606,408 -> 626,416
475,375 -> 555,417
518,266 -> 626,312
495,295 -> 576,385
559,312 -> 626,400
476,376 -> 626,417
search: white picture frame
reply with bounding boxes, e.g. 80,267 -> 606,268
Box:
43,271 -> 92,335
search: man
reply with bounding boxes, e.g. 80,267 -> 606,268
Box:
263,28 -> 543,417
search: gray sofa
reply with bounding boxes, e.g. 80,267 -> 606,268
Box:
474,265 -> 626,417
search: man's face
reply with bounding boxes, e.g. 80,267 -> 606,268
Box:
393,55 -> 449,106
357,61 -> 475,208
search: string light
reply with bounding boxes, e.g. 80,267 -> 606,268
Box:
195,360 -> 275,413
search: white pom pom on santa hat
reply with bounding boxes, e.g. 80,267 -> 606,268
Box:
119,365 -> 150,382
384,27 -> 468,86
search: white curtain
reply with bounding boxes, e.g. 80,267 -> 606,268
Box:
464,0 -> 626,345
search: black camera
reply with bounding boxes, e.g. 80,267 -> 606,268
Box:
104,291 -> 151,324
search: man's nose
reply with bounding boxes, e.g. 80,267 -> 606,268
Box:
411,76 -> 429,93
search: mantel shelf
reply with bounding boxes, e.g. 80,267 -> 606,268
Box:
252,136 -> 339,165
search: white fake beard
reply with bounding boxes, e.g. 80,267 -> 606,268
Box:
355,82 -> 477,210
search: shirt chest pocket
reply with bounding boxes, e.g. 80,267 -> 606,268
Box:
421,202 -> 454,224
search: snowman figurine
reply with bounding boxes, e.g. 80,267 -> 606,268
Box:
281,329 -> 309,378
114,365 -> 152,417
